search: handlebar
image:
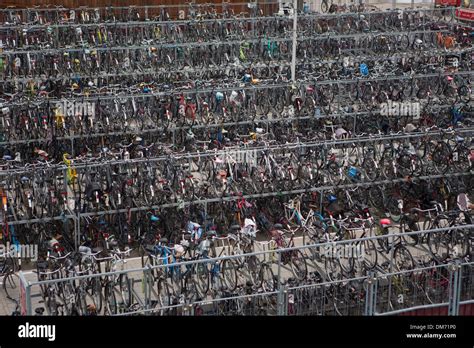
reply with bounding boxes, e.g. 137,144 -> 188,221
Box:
110,248 -> 133,256
35,267 -> 63,276
48,252 -> 72,261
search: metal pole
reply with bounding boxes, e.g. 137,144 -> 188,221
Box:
448,261 -> 461,316
387,225 -> 395,312
19,271 -> 32,315
143,267 -> 149,310
63,168 -> 69,237
291,0 -> 297,82
364,272 -> 376,316
75,208 -> 80,251
25,282 -> 32,315
277,251 -> 284,314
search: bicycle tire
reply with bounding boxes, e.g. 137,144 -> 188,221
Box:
362,239 -> 378,270
156,277 -> 171,312
3,271 -> 20,302
324,254 -> 341,282
289,249 -> 307,281
87,276 -> 103,314
119,273 -> 132,308
220,258 -> 238,292
427,215 -> 450,262
393,245 -> 416,271
259,263 -> 276,292
193,262 -> 209,297
104,281 -> 118,315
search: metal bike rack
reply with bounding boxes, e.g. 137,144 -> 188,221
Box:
18,225 -> 473,316
1,6 -> 472,317
2,70 -> 470,107
0,100 -> 460,147
0,6 -> 453,29
1,126 -> 472,175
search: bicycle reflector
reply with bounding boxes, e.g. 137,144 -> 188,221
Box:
348,166 -> 358,178
359,63 -> 369,76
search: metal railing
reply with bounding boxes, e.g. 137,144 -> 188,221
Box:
16,224 -> 474,315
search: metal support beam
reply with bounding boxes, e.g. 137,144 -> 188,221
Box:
291,0 -> 297,83
448,261 -> 462,316
2,126 -> 472,176
365,271 -> 377,316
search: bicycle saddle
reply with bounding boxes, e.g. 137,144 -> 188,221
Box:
230,224 -> 241,231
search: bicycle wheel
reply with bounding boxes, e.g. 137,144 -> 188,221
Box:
400,215 -> 419,246
220,259 -> 238,292
156,277 -> 171,311
324,255 -> 342,282
290,250 -> 307,281
362,239 -> 378,270
193,262 -> 209,297
361,159 -> 379,181
87,276 -> 103,313
259,263 -> 276,292
104,281 -> 118,315
119,273 -> 132,308
337,246 -> 355,275
427,216 -> 450,261
431,144 -> 450,174
393,245 -> 415,271
245,255 -> 262,286
3,271 -> 20,302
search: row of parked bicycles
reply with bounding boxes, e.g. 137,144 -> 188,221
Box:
0,9 -> 461,51
0,3 -> 472,316
7,187 -> 470,315
0,129 -> 472,221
